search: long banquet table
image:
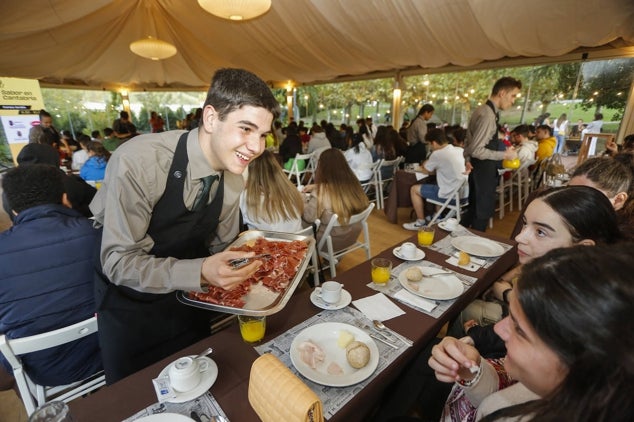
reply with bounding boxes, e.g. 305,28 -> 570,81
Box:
70,228 -> 516,421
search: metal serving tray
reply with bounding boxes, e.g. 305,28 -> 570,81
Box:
177,230 -> 315,316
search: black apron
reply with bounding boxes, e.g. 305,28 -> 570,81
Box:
462,101 -> 503,231
95,132 -> 225,384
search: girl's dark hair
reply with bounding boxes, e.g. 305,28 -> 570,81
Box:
482,244 -> 634,421
533,186 -> 620,244
87,141 -> 111,162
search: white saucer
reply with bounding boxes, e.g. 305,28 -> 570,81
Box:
437,221 -> 459,232
157,355 -> 218,403
393,247 -> 425,261
310,288 -> 352,310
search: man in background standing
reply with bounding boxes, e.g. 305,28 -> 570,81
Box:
112,111 -> 137,141
406,104 -> 434,164
461,77 -> 520,232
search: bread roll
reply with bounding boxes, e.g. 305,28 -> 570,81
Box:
458,251 -> 471,266
405,267 -> 423,282
346,341 -> 371,369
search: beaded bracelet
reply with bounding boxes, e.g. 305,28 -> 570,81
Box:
457,363 -> 483,387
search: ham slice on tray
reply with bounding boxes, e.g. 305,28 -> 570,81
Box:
187,237 -> 308,308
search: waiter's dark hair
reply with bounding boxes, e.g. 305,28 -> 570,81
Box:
491,77 -> 522,95
203,68 -> 280,121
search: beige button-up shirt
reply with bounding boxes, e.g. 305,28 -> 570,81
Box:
90,129 -> 243,294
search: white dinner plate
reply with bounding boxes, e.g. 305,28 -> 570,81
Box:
398,266 -> 464,300
451,236 -> 505,258
310,288 -> 352,310
290,322 -> 379,387
135,414 -> 194,422
392,247 -> 425,261
157,356 -> 218,403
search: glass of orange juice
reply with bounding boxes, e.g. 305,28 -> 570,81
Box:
371,258 -> 392,285
418,226 -> 435,247
238,315 -> 266,344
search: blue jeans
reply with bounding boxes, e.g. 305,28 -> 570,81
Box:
555,134 -> 566,154
419,184 -> 445,201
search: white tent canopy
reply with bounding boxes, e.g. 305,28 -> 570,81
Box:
1,0 -> 633,90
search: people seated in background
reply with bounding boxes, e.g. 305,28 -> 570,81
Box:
302,148 -> 370,251
510,124 -> 537,169
2,144 -> 96,221
355,118 -> 373,149
569,156 -> 634,240
454,186 -> 621,341
80,141 -> 110,182
582,112 -> 603,137
101,127 -> 121,152
570,118 -> 585,137
344,131 -> 374,182
149,111 -> 164,133
72,134 -> 91,171
535,124 -> 556,161
240,150 -> 304,232
60,130 -> 80,154
91,130 -> 102,142
403,129 -> 467,230
430,244 -> 633,421
306,125 -> 331,156
279,126 -> 304,171
0,164 -> 102,386
112,110 -> 137,140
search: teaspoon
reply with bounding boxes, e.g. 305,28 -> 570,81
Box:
372,320 -> 413,346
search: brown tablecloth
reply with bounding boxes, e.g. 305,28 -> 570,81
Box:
70,229 -> 517,422
384,170 -> 418,224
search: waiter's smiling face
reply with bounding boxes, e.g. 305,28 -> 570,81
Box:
200,104 -> 273,174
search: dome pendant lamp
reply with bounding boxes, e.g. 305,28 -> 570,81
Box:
129,36 -> 177,61
197,0 -> 272,21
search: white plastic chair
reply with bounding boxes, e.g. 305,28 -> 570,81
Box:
316,203 -> 375,277
376,156 -> 403,210
427,178 -> 469,225
0,317 -> 105,415
360,159 -> 383,206
295,221 -> 321,287
283,152 -> 313,188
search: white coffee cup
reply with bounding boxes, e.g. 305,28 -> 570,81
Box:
399,242 -> 417,259
168,356 -> 208,392
316,281 -> 342,304
444,218 -> 459,231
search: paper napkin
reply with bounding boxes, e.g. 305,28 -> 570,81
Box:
352,292 -> 405,321
394,289 -> 437,312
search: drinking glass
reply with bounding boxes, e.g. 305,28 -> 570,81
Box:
417,226 -> 435,247
371,258 -> 392,285
238,315 -> 266,344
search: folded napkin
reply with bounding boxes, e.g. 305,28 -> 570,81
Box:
249,353 -> 323,422
394,289 -> 437,312
352,292 -> 405,321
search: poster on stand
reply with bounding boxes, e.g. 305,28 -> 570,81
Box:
0,77 -> 45,164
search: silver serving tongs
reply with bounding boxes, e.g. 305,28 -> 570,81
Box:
228,254 -> 271,269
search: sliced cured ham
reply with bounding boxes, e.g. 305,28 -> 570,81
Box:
298,341 -> 325,369
187,237 -> 308,307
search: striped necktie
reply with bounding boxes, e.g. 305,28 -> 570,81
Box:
192,175 -> 217,211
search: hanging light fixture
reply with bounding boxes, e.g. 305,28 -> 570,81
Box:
197,0 -> 272,21
129,36 -> 177,61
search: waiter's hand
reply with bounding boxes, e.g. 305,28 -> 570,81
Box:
200,251 -> 262,290
503,146 -> 517,160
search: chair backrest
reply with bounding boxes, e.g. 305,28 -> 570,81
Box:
285,152 -> 314,187
378,156 -> 402,183
316,203 -> 375,276
427,178 -> 469,225
0,316 -> 105,415
361,159 -> 383,194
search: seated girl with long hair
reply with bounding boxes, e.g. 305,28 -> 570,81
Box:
240,150 -> 304,232
302,148 -> 370,251
430,243 -> 633,421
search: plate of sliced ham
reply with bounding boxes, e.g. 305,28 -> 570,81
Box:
289,322 -> 379,387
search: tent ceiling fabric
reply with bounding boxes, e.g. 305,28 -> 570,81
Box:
1,0 -> 633,90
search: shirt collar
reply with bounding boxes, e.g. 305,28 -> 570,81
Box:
186,128 -> 221,180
